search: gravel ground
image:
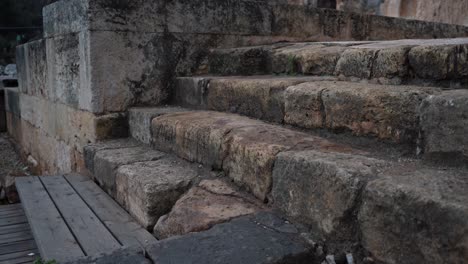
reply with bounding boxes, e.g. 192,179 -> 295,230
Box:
0,133 -> 29,203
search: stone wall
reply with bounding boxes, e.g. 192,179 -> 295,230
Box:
6,0 -> 468,174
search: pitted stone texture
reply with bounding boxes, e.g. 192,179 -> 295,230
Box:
148,212 -> 315,264
152,110 -> 358,200
93,146 -> 165,195
16,40 -> 48,97
419,90 -> 468,162
84,140 -> 140,175
272,150 -> 385,240
408,45 -> 457,80
115,157 -> 202,229
335,48 -> 377,79
154,179 -> 262,239
209,46 -> 272,76
285,82 -> 437,143
207,77 -> 326,123
359,165 -> 468,264
129,107 -> 187,144
273,44 -> 346,75
152,111 -> 252,169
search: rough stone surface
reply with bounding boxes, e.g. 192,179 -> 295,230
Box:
359,165 -> 468,264
207,77 -> 328,123
148,212 -> 315,264
93,146 -> 165,195
209,46 -> 272,75
115,157 -> 202,229
152,110 -> 358,200
335,48 -> 377,79
272,150 -> 385,241
154,179 -> 262,239
64,247 -> 151,264
408,45 -> 457,80
83,139 -> 140,174
285,81 -> 437,143
419,90 -> 468,162
129,107 -> 187,144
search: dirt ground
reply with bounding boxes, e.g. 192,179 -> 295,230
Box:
0,133 -> 29,204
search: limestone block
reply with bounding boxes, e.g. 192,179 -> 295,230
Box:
335,48 -> 378,79
284,83 -> 325,129
25,40 -> 48,97
83,139 -> 140,174
321,82 -> 436,143
42,0 -> 88,38
371,46 -> 410,78
174,77 -> 211,109
151,111 -> 251,169
154,179 -> 261,239
129,107 -> 187,144
4,88 -> 20,117
272,150 -> 384,240
359,166 -> 468,264
409,45 -> 457,80
15,45 -> 28,94
419,90 -> 468,162
115,157 -> 203,229
46,34 -> 80,107
208,46 -> 272,75
93,146 -> 165,195
206,77 -> 319,123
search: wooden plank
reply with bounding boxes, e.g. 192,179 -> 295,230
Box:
65,175 -> 157,248
0,240 -> 36,255
0,204 -> 22,212
0,224 -> 29,235
40,176 -> 121,256
0,249 -> 38,261
0,216 -> 27,227
1,255 -> 37,264
0,211 -> 25,218
15,176 -> 84,262
0,230 -> 33,244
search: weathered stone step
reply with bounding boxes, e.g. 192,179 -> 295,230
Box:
174,77 -> 468,162
83,139 -> 263,234
207,38 -> 468,87
144,108 -> 468,264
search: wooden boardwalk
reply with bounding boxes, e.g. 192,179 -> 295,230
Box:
15,175 -> 157,263
0,203 -> 38,264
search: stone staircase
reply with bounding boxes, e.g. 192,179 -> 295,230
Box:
80,37 -> 468,264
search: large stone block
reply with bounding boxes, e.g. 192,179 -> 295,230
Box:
25,40 -> 48,97
359,166 -> 468,264
272,150 -> 384,241
285,82 -> 437,143
419,90 -> 468,162
408,45 -> 457,80
152,111 -> 252,169
83,139 -> 140,174
206,77 -> 319,123
335,48 -> 378,78
154,179 -> 261,239
93,146 -> 165,195
115,157 -> 199,229
46,34 -> 80,107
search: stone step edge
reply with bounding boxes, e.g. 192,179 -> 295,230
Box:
205,40 -> 468,87
172,76 -> 467,162
145,107 -> 468,263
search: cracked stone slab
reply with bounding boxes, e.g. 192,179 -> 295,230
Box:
115,156 -> 207,229
148,212 -> 316,264
154,179 -> 263,239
